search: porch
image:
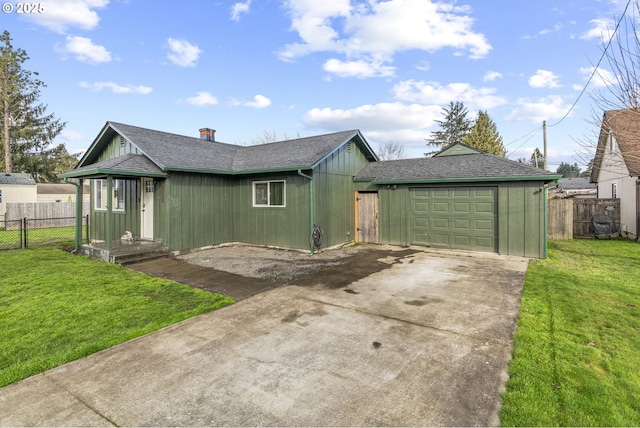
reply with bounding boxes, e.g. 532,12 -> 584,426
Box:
80,239 -> 168,265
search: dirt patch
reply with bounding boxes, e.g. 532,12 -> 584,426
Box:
129,244 -> 418,301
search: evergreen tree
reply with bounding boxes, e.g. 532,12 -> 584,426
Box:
460,110 -> 506,157
530,148 -> 545,169
0,30 -> 65,174
14,143 -> 79,183
425,101 -> 471,155
555,162 -> 582,178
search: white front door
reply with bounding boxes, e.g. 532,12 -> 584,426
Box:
141,178 -> 154,240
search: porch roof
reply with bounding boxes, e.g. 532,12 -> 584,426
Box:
61,153 -> 167,179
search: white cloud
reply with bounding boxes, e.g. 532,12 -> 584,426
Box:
187,92 -> 219,106
279,0 -> 490,78
166,38 -> 202,67
483,71 -> 502,82
231,0 -> 251,21
505,95 -> 571,122
392,80 -> 507,110
59,36 -> 111,64
59,129 -> 85,141
529,69 -> 561,88
323,58 -> 395,78
79,81 -> 152,94
231,94 -> 272,108
577,66 -> 616,88
22,0 -> 109,33
304,102 -> 442,156
580,18 -> 615,41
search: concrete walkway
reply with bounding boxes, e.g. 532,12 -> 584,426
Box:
0,249 -> 529,427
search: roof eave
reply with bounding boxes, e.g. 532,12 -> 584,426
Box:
371,175 -> 561,185
164,165 -> 314,175
59,169 -> 168,179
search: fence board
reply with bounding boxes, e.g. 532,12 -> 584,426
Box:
548,199 -> 573,240
573,199 -> 620,238
5,202 -> 90,221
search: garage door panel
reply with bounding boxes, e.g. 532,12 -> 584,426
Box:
453,202 -> 470,213
410,187 -> 497,253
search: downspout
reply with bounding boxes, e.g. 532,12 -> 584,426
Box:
63,177 -> 84,254
543,182 -> 553,259
297,169 -> 314,255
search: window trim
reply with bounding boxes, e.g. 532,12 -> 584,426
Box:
0,188 -> 3,204
94,179 -> 126,212
252,180 -> 286,207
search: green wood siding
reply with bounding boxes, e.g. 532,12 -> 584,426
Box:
156,173 -> 234,251
497,181 -> 547,258
314,140 -> 371,247
96,134 -> 141,162
90,179 -> 141,241
232,174 -> 310,249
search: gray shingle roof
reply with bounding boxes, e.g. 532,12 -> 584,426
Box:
355,152 -> 559,183
0,172 -> 36,185
100,123 -> 365,173
592,109 -> 640,181
69,153 -> 166,178
557,177 -> 596,190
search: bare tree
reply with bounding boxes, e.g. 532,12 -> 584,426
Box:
580,0 -> 640,176
376,141 -> 405,160
235,129 -> 301,146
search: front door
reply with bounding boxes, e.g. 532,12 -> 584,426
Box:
141,178 -> 154,240
357,191 -> 379,243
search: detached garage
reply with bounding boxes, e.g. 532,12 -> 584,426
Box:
354,144 -> 560,258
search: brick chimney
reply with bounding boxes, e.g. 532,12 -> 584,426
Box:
199,128 -> 216,141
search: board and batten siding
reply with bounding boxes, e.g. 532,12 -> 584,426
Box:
96,134 -> 142,162
90,179 -> 141,241
231,174 -> 310,249
156,173 -> 234,251
314,139 -> 372,248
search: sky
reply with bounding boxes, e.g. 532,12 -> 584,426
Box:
1,0 -> 632,170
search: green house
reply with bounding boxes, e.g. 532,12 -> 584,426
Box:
61,122 -> 559,260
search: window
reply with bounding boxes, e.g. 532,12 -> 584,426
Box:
95,179 -> 126,211
0,189 -> 3,203
253,180 -> 285,207
612,182 -> 618,199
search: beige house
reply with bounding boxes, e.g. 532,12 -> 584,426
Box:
591,109 -> 640,239
37,183 -> 90,203
0,173 -> 37,219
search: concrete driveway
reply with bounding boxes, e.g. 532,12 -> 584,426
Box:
0,248 -> 529,427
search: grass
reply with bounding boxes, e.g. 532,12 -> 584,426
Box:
500,239 -> 640,426
0,248 -> 234,388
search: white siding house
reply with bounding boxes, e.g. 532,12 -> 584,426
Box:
591,109 -> 640,239
0,173 -> 37,219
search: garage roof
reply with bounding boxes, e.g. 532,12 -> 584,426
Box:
355,144 -> 560,184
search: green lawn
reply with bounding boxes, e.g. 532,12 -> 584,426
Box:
501,239 -> 640,426
0,248 -> 234,388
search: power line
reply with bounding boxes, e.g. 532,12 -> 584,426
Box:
548,0 -> 632,127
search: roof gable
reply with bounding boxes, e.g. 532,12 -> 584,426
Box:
434,143 -> 481,157
592,109 -> 640,181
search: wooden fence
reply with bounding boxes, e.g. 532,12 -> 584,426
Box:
548,198 -> 620,240
5,202 -> 90,221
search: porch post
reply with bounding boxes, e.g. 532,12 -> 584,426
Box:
106,176 -> 113,250
75,178 -> 83,252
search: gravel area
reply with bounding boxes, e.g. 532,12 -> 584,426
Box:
178,244 -> 369,284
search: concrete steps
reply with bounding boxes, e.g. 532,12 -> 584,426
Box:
112,249 -> 169,265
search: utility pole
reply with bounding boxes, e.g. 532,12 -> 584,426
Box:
543,120 -> 548,170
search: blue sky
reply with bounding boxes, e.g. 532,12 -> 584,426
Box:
1,0 -> 630,170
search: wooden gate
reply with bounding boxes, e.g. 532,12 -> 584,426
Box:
356,192 -> 379,243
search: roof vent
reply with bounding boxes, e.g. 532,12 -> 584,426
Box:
199,128 -> 216,142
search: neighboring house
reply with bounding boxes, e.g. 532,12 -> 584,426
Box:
37,183 -> 91,203
591,109 -> 640,239
0,173 -> 37,219
61,122 -> 559,259
549,177 -> 597,199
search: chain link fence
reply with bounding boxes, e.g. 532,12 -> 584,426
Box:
0,215 -> 89,251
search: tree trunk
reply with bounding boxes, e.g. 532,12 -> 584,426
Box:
3,98 -> 11,173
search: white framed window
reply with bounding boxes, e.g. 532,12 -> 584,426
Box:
0,189 -> 3,203
95,179 -> 126,212
253,180 -> 286,207
612,182 -> 618,199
